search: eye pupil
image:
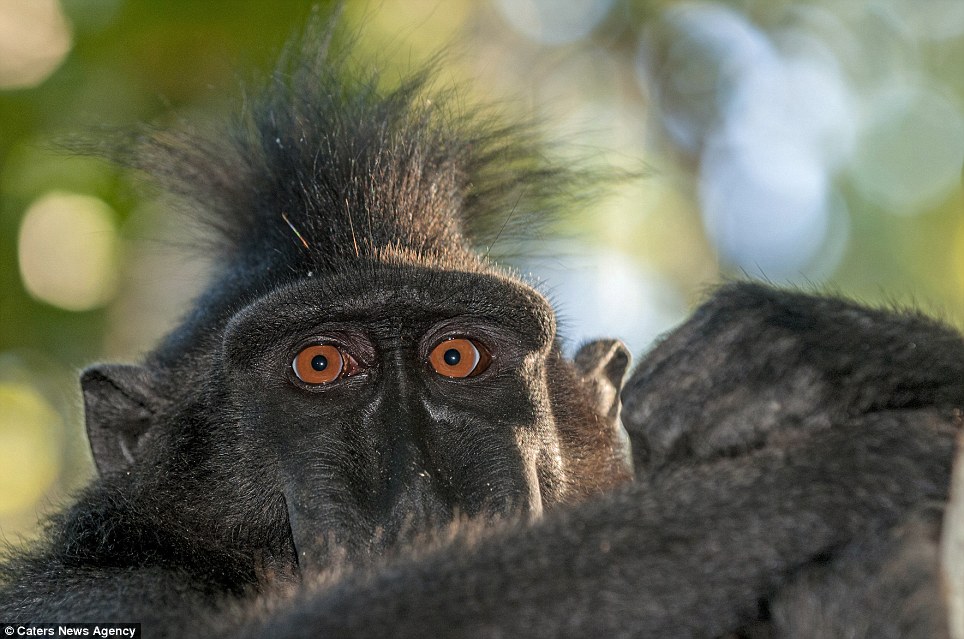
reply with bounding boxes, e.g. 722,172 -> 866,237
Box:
310,354 -> 329,371
443,349 -> 461,366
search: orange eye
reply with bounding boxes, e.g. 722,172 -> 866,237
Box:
292,344 -> 346,384
429,338 -> 491,379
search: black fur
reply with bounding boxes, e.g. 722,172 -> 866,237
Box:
2,20 -> 963,639
622,282 -> 964,469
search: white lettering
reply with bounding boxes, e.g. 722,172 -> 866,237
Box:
91,629 -> 134,638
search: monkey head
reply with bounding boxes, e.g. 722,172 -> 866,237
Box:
73,38 -> 633,581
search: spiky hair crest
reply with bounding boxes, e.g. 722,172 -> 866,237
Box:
131,22 -> 584,282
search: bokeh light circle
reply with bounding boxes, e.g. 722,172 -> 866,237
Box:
0,0 -> 72,89
18,192 -> 120,311
0,382 -> 61,515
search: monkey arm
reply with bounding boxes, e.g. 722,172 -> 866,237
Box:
231,407 -> 955,639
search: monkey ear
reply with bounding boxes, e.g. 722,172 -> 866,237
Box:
81,364 -> 160,476
573,339 -> 634,474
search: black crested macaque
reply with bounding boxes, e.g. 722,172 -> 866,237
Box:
1,22 -> 962,639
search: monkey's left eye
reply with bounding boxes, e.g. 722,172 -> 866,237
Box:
428,338 -> 491,379
292,344 -> 356,385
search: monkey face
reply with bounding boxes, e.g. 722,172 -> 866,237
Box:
210,261 -> 560,568
82,257 -> 630,579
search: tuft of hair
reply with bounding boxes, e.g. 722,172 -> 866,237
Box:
123,19 -> 593,278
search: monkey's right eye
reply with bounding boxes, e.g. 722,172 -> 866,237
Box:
292,344 -> 354,385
